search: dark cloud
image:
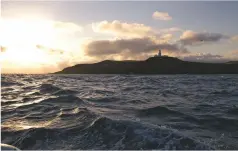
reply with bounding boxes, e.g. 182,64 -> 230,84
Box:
180,30 -> 229,45
84,37 -> 188,57
182,53 -> 230,63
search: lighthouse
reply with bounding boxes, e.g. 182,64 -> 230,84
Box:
158,49 -> 162,57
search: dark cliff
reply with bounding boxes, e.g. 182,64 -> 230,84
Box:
55,57 -> 238,74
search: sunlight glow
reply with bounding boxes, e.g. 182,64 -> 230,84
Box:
1,18 -> 56,47
0,17 -> 84,73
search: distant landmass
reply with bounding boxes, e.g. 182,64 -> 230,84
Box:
226,61 -> 238,64
55,56 -> 238,74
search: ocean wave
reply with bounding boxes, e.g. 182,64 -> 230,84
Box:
59,107 -> 88,118
211,90 -> 230,95
39,84 -> 61,93
6,128 -> 61,150
40,95 -> 84,105
1,74 -> 238,149
127,99 -> 146,104
227,107 -> 238,115
1,81 -> 23,87
52,89 -> 78,95
1,100 -> 19,106
194,115 -> 238,132
87,97 -> 120,103
137,106 -> 185,117
80,117 -> 212,150
2,115 -> 213,149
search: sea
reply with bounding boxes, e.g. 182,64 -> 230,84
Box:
1,74 -> 238,150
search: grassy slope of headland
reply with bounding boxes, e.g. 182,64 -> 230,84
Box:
55,56 -> 238,74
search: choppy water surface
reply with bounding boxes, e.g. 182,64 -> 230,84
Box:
1,74 -> 238,149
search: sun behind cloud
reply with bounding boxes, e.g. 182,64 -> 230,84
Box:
0,18 -> 84,73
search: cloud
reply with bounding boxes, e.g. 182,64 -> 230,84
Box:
182,53 -> 230,63
53,21 -> 83,33
152,11 -> 172,21
229,50 -> 238,55
55,60 -> 74,70
84,37 -> 188,60
92,20 -> 181,43
226,50 -> 238,60
160,34 -> 173,42
92,20 -> 155,38
231,35 -> 238,42
1,18 -> 83,49
1,46 -> 7,52
36,44 -> 64,54
160,27 -> 182,33
180,30 -> 229,45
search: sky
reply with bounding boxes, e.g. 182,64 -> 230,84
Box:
1,1 -> 238,74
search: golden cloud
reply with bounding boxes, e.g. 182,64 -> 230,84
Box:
36,44 -> 64,54
53,21 -> 83,33
92,20 -> 154,38
152,11 -> 172,21
231,35 -> 238,42
1,46 -> 7,52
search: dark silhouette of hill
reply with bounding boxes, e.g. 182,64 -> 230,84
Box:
55,56 -> 238,74
226,61 -> 238,64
